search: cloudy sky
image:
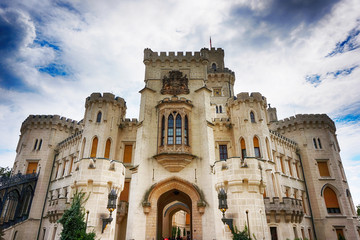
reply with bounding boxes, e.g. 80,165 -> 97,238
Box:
0,0 -> 359,203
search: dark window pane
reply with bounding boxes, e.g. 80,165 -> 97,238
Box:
219,145 -> 228,160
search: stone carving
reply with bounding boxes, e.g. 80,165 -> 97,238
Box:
161,70 -> 189,95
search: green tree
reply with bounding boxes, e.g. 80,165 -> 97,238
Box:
0,167 -> 11,177
171,226 -> 177,238
231,224 -> 251,240
177,226 -> 181,238
58,191 -> 95,240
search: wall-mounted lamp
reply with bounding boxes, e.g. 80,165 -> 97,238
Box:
102,189 -> 117,233
218,187 -> 234,232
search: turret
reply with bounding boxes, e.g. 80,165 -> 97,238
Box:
270,114 -> 359,239
227,92 -> 272,161
81,93 -> 126,160
267,104 -> 278,122
10,114 -> 81,234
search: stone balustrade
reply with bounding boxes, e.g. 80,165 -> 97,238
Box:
264,197 -> 304,223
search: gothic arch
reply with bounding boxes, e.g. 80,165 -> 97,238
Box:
320,183 -> 341,197
145,177 -> 204,240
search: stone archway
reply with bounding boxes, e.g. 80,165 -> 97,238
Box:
144,177 -> 204,240
159,192 -> 191,239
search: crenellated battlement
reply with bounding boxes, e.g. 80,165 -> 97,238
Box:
85,92 -> 126,108
212,118 -> 231,128
228,92 -> 267,107
272,114 -> 336,132
58,130 -> 83,149
143,48 -> 211,64
120,118 -> 138,129
208,67 -> 235,76
269,129 -> 297,148
21,114 -> 81,133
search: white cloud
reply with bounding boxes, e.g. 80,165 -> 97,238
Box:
0,0 -> 359,206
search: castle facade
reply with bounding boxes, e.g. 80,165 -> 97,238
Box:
1,48 -> 359,240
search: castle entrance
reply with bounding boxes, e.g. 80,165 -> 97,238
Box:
157,190 -> 191,239
144,177 -> 203,240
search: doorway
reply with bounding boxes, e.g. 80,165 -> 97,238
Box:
144,177 -> 204,240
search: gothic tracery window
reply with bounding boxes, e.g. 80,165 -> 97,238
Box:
161,116 -> 165,146
184,116 -> 189,145
1,190 -> 20,222
168,115 -> 174,144
161,112 -> 189,147
176,114 -> 182,144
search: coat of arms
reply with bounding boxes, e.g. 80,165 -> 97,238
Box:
161,70 -> 189,95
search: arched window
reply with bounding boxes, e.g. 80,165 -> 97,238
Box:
96,111 -> 102,123
33,139 -> 38,150
184,116 -> 189,145
318,138 -> 322,149
1,190 -> 20,222
265,137 -> 271,161
253,136 -> 261,158
161,116 -> 165,146
219,106 -> 222,113
104,138 -> 111,159
212,63 -> 217,71
216,106 -> 219,113
168,115 -> 174,144
90,137 -> 98,158
176,114 -> 182,144
38,139 -> 42,150
324,187 -> 341,213
20,186 -> 33,217
240,138 -> 247,159
250,112 -> 255,123
313,138 -> 318,149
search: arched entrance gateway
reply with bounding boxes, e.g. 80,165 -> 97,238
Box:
144,177 -> 205,240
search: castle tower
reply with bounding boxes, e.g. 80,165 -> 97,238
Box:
81,92 -> 126,161
271,114 -> 359,239
126,48 -> 226,240
71,92 -> 127,239
6,115 -> 80,238
203,48 -> 235,119
212,92 -> 271,239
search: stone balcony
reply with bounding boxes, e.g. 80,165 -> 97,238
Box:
264,197 -> 304,223
47,198 -> 70,223
154,145 -> 196,172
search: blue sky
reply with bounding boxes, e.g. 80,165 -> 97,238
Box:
0,0 -> 359,204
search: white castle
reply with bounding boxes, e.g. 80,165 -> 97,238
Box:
1,48 -> 359,240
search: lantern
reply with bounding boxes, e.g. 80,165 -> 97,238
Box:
102,189 -> 117,233
218,188 -> 228,216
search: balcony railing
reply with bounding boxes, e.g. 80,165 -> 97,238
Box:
0,172 -> 38,190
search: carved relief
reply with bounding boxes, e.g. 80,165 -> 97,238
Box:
161,70 -> 190,95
